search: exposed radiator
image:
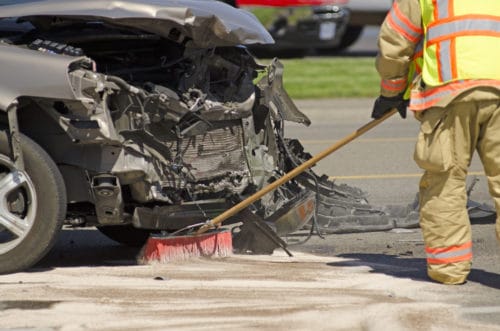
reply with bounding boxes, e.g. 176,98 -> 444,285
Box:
169,124 -> 248,181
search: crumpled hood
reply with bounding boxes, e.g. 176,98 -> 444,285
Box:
0,0 -> 274,47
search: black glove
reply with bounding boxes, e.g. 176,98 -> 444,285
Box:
371,95 -> 408,119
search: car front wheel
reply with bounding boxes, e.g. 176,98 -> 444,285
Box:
0,130 -> 66,274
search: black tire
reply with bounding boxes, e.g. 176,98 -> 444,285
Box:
0,130 -> 66,274
97,225 -> 151,247
337,25 -> 364,50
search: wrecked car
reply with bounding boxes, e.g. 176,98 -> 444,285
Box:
0,0 -> 377,274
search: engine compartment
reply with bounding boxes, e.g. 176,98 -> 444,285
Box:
0,20 -> 318,231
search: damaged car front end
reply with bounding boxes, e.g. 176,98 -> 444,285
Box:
0,0 -> 355,273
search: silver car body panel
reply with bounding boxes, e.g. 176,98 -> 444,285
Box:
0,0 -> 274,110
0,43 -> 83,110
0,0 -> 273,47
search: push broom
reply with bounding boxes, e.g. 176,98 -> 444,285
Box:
139,108 -> 398,263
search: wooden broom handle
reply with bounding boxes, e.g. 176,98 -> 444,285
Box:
196,108 -> 398,235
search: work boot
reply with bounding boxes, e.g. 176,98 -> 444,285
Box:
427,261 -> 471,285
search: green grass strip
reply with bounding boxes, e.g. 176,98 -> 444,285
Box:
268,57 -> 380,99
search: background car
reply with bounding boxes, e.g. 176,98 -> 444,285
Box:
234,0 -> 351,57
226,0 -> 391,57
332,0 -> 391,53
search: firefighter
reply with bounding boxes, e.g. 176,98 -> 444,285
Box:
371,0 -> 500,284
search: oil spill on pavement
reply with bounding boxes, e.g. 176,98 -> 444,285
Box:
0,300 -> 60,311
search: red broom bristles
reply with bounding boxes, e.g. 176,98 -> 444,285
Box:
139,230 -> 233,264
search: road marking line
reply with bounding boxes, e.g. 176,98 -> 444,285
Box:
330,171 -> 485,180
302,137 -> 416,144
460,306 -> 500,314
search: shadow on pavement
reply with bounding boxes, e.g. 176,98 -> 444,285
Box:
468,269 -> 500,290
30,229 -> 141,272
328,253 -> 500,290
328,253 -> 429,282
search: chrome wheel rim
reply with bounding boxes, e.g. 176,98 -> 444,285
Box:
0,155 -> 37,254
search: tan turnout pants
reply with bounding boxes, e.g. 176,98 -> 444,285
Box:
414,98 -> 500,284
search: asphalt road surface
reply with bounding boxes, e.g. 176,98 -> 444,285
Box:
1,99 -> 498,331
1,29 -> 499,331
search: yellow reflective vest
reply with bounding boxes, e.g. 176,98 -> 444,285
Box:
419,0 -> 500,86
377,0 -> 500,111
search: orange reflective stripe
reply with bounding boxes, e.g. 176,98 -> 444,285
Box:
432,0 -> 439,21
414,58 -> 422,74
427,252 -> 473,264
393,1 -> 422,34
450,38 -> 457,79
387,1 -> 422,43
426,241 -> 472,254
427,30 -> 500,46
447,0 -> 454,17
426,241 -> 473,264
436,42 -> 443,82
409,79 -> 500,111
381,78 -> 407,92
415,63 -> 422,74
428,14 -> 500,28
427,15 -> 500,45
